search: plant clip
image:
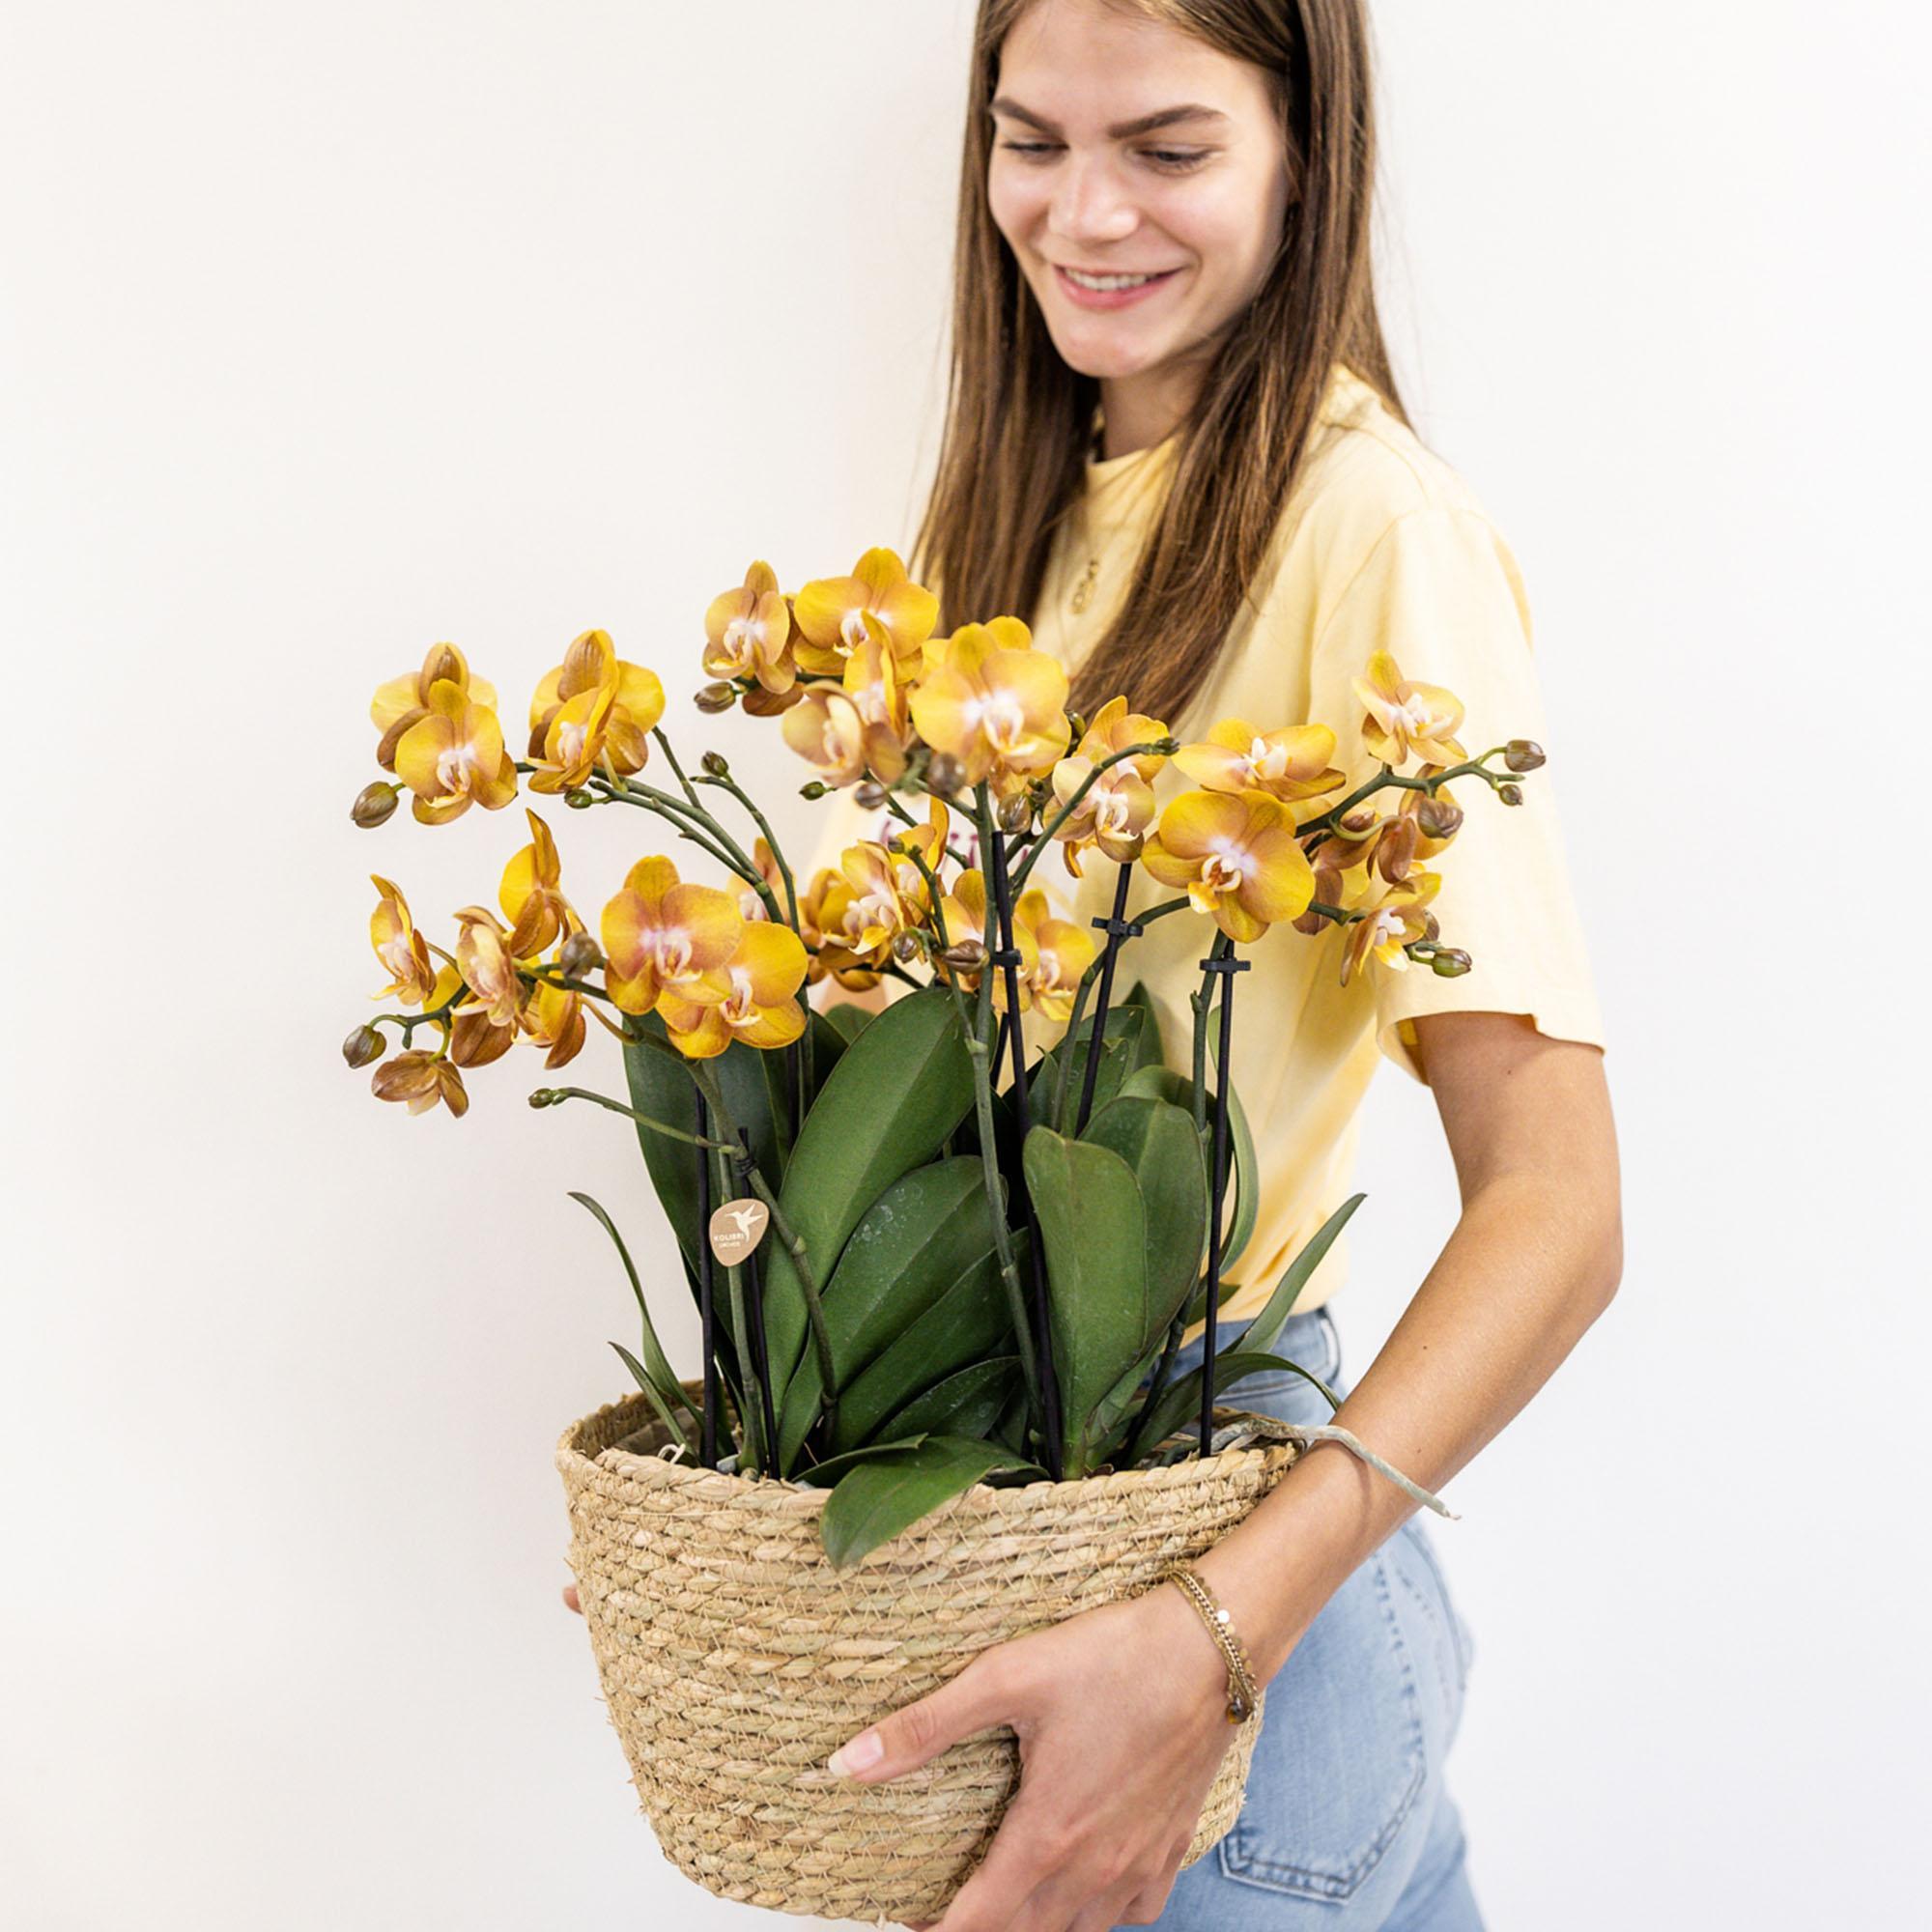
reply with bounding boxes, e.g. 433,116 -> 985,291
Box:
986,946 -> 1026,968
1091,915 -> 1145,939
1197,954 -> 1252,976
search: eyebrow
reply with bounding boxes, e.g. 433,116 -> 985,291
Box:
988,97 -> 1230,139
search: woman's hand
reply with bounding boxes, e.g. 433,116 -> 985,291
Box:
828,1581 -> 1240,1932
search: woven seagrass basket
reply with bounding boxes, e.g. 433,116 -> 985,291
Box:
557,1380 -> 1303,1925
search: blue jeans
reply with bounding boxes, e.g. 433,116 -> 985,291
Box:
1132,1309 -> 1485,1932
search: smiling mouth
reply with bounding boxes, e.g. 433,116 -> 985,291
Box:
1056,265 -> 1181,292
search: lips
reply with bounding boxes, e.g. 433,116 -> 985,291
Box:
1050,263 -> 1182,311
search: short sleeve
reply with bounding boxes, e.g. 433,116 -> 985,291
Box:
1308,505 -> 1608,1085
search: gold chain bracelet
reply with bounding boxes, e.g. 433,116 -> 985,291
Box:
1162,1564 -> 1260,1723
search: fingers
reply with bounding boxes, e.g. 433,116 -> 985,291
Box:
1116,1869 -> 1179,1924
829,1648 -> 1015,1783
561,1582 -> 581,1615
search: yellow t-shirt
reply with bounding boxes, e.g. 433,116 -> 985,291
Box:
799,361 -> 1606,1337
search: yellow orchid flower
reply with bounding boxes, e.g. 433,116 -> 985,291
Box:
519,971 -> 587,1069
369,875 -> 439,1007
449,1007 -> 517,1069
527,629 -> 668,792
1140,789 -> 1316,943
1048,696 -> 1168,877
737,835 -> 791,924
1173,716 -> 1345,815
791,547 -> 938,682
889,795 -> 953,878
703,559 -> 797,696
657,921 -> 810,1059
452,907 -> 526,1031
837,839 -> 926,954
1012,887 -> 1096,1022
599,856 -> 745,1016
780,617 -> 911,787
1338,869 -> 1443,987
370,1050 -> 469,1118
497,810 -> 574,955
1351,651 -> 1467,768
371,643 -> 498,773
799,868 -> 888,990
392,678 -> 520,824
908,616 -> 1071,791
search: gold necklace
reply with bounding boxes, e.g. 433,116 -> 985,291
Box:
1069,553 -> 1100,614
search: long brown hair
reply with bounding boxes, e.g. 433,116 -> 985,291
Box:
912,0 -> 1409,730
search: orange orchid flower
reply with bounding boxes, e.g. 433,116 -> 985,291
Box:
703,560 -> 796,696
790,547 -> 938,682
391,678 -> 520,824
1351,651 -> 1467,768
1140,789 -> 1316,943
656,921 -> 810,1059
527,629 -> 667,793
371,643 -> 498,774
1338,870 -> 1443,987
1173,717 -> 1345,815
908,616 -> 1071,791
599,857 -> 745,1016
369,875 -> 440,1007
1047,696 -> 1168,877
370,1050 -> 469,1118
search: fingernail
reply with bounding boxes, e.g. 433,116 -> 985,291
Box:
826,1728 -> 883,1777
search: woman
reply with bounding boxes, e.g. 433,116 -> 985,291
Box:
574,3 -> 1621,1927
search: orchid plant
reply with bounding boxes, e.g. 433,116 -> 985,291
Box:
346,549 -> 1545,1563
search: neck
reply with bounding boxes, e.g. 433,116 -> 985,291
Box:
1096,363 -> 1200,462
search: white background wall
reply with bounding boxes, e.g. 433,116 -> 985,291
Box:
5,4 -> 1923,1926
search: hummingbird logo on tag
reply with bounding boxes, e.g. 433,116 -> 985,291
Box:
707,1197 -> 769,1266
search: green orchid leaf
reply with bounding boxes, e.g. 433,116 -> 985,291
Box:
792,1433 -> 929,1488
1120,1061 -> 1260,1282
756,989 -> 977,1448
1122,1349 -> 1320,1466
820,1001 -> 877,1047
827,1238 -> 1020,1454
873,1355 -> 1019,1447
1079,1093 -> 1208,1344
1021,1122 -> 1150,1473
818,1436 -> 1043,1570
773,1156 -> 1000,1469
1236,1192 -> 1366,1360
570,1191 -> 699,1428
608,1341 -> 694,1458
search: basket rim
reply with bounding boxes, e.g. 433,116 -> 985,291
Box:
555,1383 -> 1302,1518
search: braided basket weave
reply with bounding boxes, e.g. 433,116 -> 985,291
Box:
557,1381 -> 1302,1924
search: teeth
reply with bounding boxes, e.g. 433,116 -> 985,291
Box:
1065,268 -> 1163,291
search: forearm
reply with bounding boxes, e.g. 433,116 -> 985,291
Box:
1194,1170 -> 1621,1683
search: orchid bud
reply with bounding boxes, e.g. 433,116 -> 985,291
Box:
564,788 -> 595,810
700,751 -> 729,778
1503,739 -> 1546,773
925,752 -> 964,794
943,938 -> 988,974
1341,808 -> 1378,835
341,1024 -> 385,1068
1377,817 -> 1418,884
892,930 -> 922,963
1431,948 -> 1472,978
1497,782 -> 1524,807
800,780 -> 829,800
1421,911 -> 1441,941
352,781 -> 400,829
1065,712 -> 1087,744
999,793 -> 1032,833
527,1088 -> 556,1109
854,779 -> 888,809
1416,794 -> 1463,839
558,931 -> 602,978
694,681 -> 737,715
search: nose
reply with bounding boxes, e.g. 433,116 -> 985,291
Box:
1046,151 -> 1140,250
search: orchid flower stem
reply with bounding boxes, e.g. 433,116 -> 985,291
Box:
728,1125 -> 782,1475
693,766 -> 802,930
693,1087 -> 722,1470
532,1085 -> 737,1151
980,785 -> 1065,1480
911,817 -> 1048,1451
1050,955 -> 1103,1133
646,725 -> 706,812
1005,738 -> 1176,899
685,1060 -> 838,1435
1297,749 -> 1518,846
1199,931 -> 1241,1460
1073,862 -> 1135,1137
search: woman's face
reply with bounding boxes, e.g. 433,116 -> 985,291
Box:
988,0 -> 1292,425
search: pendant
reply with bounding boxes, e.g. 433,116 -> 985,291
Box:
1069,555 -> 1099,614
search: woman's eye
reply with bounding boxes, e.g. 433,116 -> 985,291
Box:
1144,149 -> 1210,173
999,140 -> 1060,159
